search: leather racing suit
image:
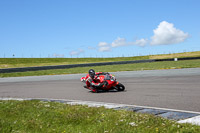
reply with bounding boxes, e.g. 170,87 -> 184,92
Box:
85,72 -> 109,92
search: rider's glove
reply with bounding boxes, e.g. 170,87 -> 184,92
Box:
99,82 -> 104,87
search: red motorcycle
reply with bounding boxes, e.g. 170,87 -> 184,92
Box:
80,73 -> 125,92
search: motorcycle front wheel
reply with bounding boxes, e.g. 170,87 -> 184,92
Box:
116,83 -> 125,91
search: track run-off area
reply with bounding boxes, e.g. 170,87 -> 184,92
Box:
1,68 -> 200,125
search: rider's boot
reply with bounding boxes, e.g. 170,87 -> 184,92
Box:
88,86 -> 98,93
83,85 -> 87,88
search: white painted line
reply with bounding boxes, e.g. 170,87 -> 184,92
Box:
121,104 -> 200,115
68,100 -> 200,115
0,98 -> 26,101
178,115 -> 200,126
68,101 -> 126,109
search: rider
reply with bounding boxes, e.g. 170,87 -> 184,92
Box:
85,69 -> 108,92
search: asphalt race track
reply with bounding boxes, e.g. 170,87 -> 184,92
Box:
0,68 -> 200,112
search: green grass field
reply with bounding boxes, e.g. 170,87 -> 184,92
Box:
1,100 -> 200,133
0,56 -> 148,69
0,51 -> 200,77
1,59 -> 200,78
1,53 -> 200,132
0,51 -> 200,69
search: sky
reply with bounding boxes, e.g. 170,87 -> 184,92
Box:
0,0 -> 200,58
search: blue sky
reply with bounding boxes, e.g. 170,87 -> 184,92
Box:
0,0 -> 200,58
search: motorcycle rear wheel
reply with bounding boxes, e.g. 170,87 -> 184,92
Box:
116,83 -> 125,91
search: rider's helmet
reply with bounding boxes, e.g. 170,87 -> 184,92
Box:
88,69 -> 95,79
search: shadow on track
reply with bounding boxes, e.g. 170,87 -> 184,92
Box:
88,90 -> 127,93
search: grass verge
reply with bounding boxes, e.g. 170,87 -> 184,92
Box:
1,59 -> 200,77
1,51 -> 200,69
149,51 -> 200,59
0,100 -> 200,133
0,56 -> 148,69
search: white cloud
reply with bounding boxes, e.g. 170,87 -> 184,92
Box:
97,37 -> 148,52
98,42 -> 111,52
99,46 -> 111,52
134,39 -> 148,47
96,21 -> 189,52
111,37 -> 148,47
111,37 -> 127,47
150,21 -> 189,45
98,42 -> 109,47
70,49 -> 84,56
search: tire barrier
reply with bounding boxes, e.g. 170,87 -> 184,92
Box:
0,56 -> 200,73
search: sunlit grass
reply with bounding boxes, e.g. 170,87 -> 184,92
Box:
0,100 -> 200,133
149,51 -> 200,59
0,51 -> 200,69
0,59 -> 200,77
0,56 -> 148,69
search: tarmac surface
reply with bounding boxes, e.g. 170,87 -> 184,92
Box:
0,68 -> 200,112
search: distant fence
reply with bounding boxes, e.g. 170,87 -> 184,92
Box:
0,57 -> 200,73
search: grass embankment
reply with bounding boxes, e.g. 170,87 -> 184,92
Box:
0,56 -> 148,69
149,51 -> 200,59
1,100 -> 199,133
1,59 -> 200,78
0,51 -> 200,69
0,51 -> 200,77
